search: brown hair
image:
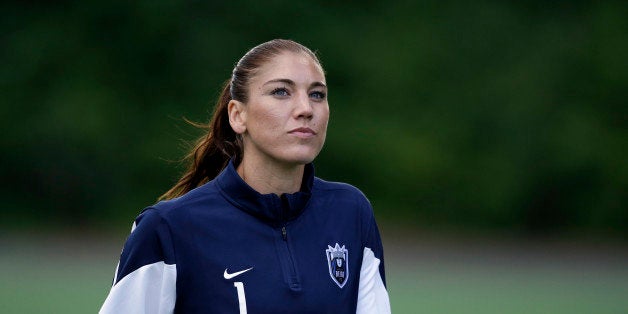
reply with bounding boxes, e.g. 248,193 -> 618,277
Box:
159,39 -> 322,200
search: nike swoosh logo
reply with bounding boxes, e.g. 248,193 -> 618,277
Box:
224,267 -> 254,280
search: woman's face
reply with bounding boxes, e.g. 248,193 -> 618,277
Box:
232,51 -> 329,168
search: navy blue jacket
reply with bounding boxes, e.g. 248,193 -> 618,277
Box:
100,161 -> 390,313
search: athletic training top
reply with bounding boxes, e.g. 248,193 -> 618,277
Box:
100,160 -> 390,313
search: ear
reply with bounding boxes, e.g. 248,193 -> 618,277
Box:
228,99 -> 247,134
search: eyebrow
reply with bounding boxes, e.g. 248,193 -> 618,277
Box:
263,78 -> 327,89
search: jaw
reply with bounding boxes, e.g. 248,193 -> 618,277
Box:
242,136 -> 325,168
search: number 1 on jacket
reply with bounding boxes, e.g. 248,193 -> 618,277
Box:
234,282 -> 247,314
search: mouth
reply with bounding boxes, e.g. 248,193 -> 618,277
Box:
288,127 -> 317,138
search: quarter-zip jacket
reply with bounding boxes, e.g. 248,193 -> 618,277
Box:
100,161 -> 390,314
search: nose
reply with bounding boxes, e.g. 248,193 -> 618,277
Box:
294,92 -> 313,120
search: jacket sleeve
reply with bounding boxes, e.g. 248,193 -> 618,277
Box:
100,208 -> 177,314
356,203 -> 391,314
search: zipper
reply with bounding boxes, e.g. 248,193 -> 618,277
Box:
273,194 -> 301,291
276,223 -> 301,291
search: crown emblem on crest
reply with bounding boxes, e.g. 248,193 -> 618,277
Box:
326,243 -> 349,288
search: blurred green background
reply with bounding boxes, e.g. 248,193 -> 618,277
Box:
1,0 -> 627,313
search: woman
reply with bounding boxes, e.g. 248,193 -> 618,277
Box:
100,39 -> 390,314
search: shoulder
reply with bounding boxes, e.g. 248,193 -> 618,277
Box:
312,177 -> 373,213
311,177 -> 379,245
313,177 -> 367,197
142,180 -> 222,217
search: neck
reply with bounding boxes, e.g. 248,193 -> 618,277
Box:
236,155 -> 305,195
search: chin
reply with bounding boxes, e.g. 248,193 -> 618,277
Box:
279,148 -> 320,165
283,155 -> 316,165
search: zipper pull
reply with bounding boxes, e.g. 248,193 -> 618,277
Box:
281,226 -> 287,241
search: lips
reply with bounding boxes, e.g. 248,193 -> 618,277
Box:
289,127 -> 316,134
288,127 -> 317,138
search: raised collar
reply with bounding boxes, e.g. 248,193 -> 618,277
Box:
215,160 -> 314,225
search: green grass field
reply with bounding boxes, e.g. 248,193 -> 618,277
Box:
1,231 -> 627,313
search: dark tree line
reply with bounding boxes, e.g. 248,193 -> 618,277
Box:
1,1 -> 626,236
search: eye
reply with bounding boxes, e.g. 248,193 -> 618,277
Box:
309,91 -> 326,100
270,87 -> 290,97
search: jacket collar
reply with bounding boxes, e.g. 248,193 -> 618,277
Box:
215,159 -> 314,225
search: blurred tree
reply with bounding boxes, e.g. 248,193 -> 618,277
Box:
1,0 -> 626,236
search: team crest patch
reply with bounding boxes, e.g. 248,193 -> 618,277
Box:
326,243 -> 349,288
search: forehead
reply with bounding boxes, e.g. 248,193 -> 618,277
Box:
253,52 -> 326,85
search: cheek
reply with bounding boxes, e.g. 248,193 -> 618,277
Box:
249,107 -> 284,132
317,106 -> 330,128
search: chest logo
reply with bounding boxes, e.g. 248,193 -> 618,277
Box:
326,243 -> 349,288
224,267 -> 253,280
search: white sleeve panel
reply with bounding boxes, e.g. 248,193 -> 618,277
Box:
356,247 -> 391,314
99,261 -> 177,314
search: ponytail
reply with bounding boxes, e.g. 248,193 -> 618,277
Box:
159,80 -> 242,200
